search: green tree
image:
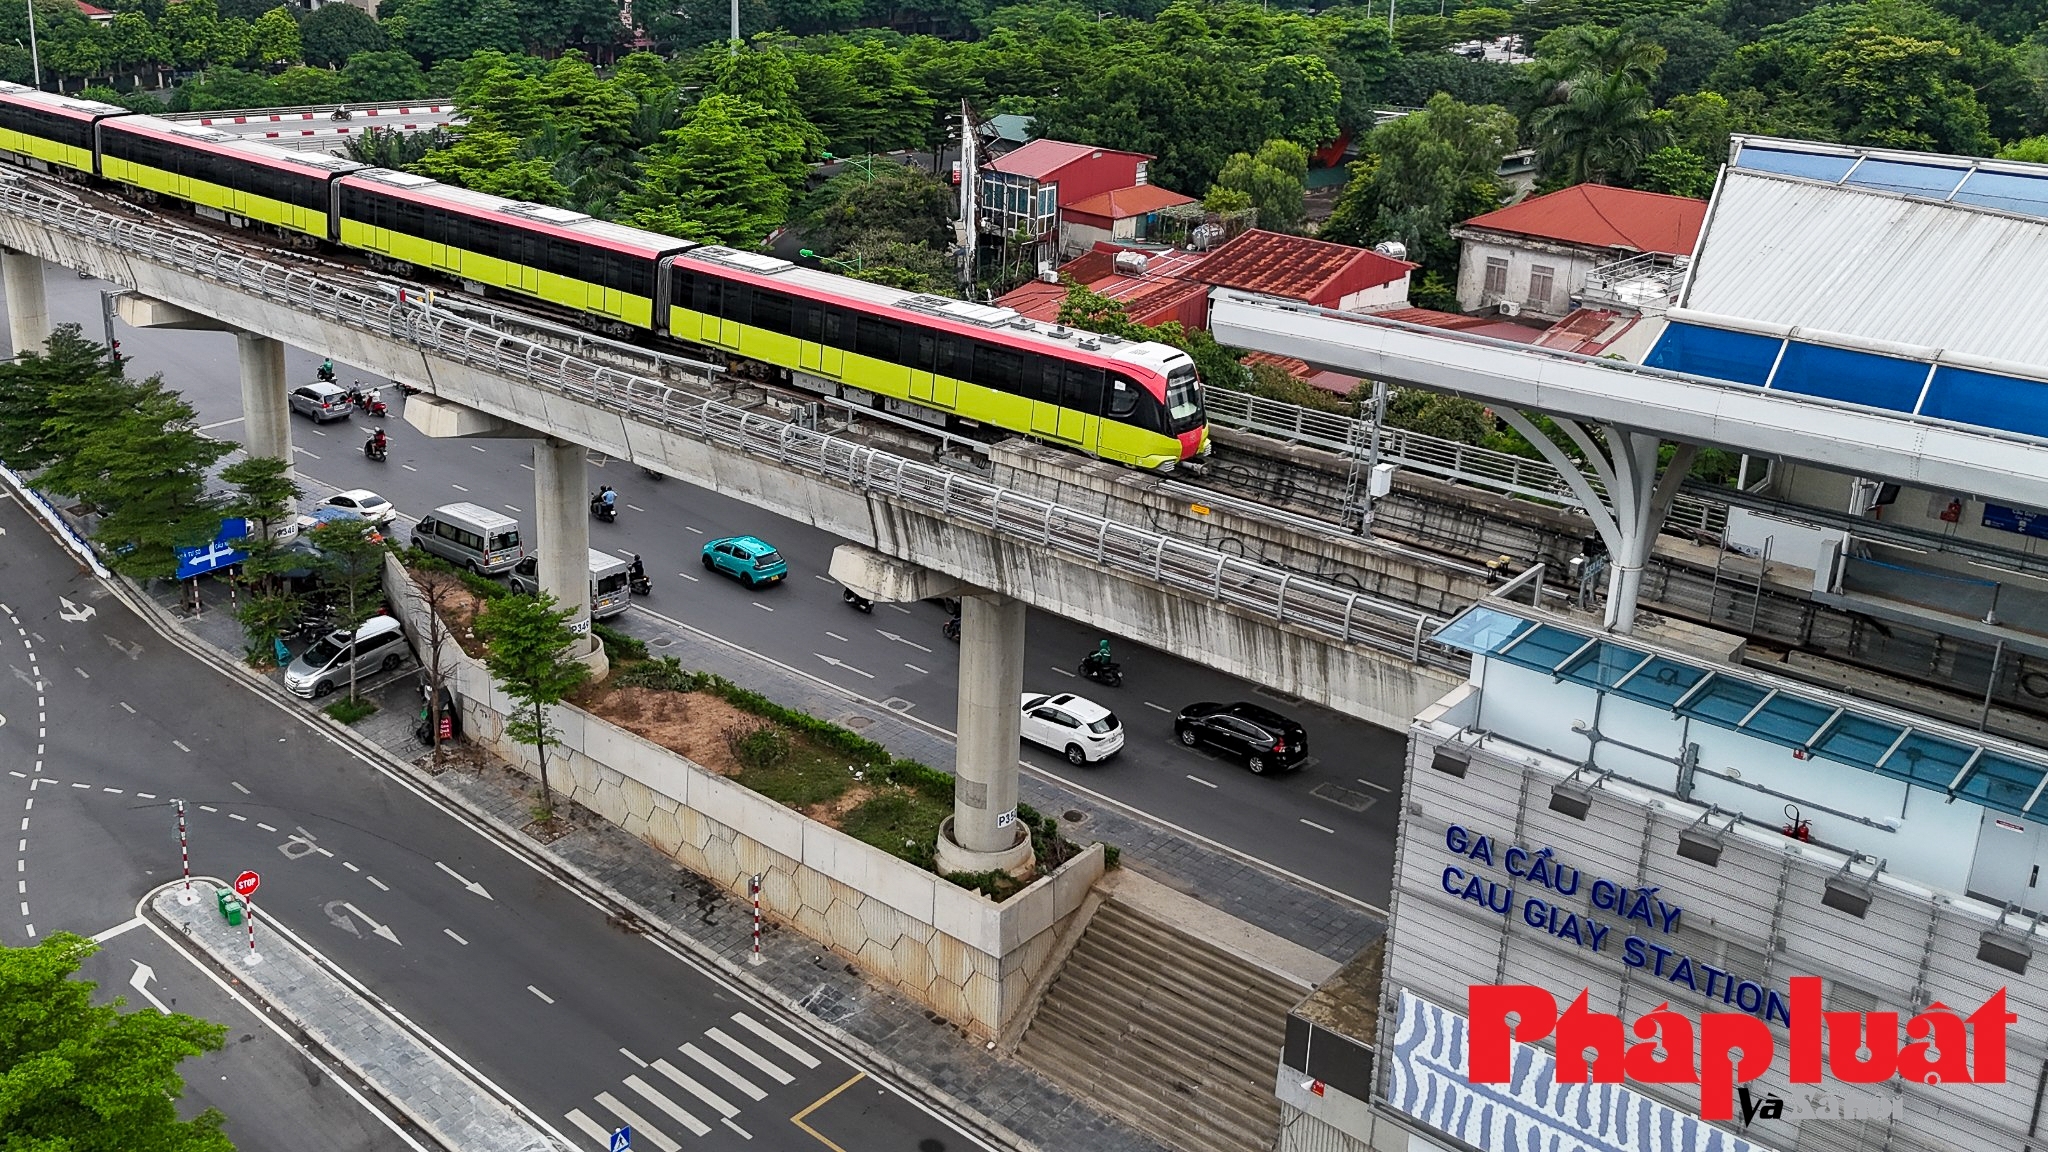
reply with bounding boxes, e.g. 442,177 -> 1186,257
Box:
300,3 -> 385,68
793,41 -> 936,157
624,92 -> 815,244
1385,386 -> 1492,444
1818,26 -> 1992,153
269,64 -> 346,105
220,455 -> 302,663
792,162 -> 953,257
511,0 -> 623,55
412,129 -> 568,203
1999,135 -> 2048,161
311,519 -> 389,701
472,591 -> 590,818
1323,94 -> 1518,277
1634,145 -> 1716,197
247,6 -> 300,67
1208,138 -> 1309,232
168,66 -> 274,113
0,327 -> 120,473
1527,25 -> 1667,185
383,0 -> 520,65
341,49 -> 429,101
0,932 -> 233,1151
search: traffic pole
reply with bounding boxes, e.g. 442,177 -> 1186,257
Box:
749,874 -> 762,966
176,800 -> 196,905
243,895 -> 260,967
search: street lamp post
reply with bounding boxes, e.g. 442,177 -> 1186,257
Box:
25,0 -> 40,92
799,248 -> 863,274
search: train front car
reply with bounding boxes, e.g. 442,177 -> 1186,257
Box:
0,83 -> 127,178
662,247 -> 1206,471
335,169 -> 689,334
96,116 -> 364,242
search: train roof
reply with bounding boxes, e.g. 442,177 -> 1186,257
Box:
340,169 -> 694,258
102,113 -> 366,176
677,246 -> 1195,373
0,82 -> 130,120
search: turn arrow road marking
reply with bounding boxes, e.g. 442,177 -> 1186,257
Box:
435,861 -> 493,900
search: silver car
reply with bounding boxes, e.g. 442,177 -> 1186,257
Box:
289,382 -> 352,422
283,615 -> 408,698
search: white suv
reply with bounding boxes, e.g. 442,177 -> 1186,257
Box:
1021,692 -> 1124,765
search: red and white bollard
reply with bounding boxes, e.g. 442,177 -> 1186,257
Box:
749,874 -> 763,966
243,896 -> 260,967
176,800 -> 196,905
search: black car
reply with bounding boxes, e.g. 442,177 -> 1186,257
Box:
1173,701 -> 1309,775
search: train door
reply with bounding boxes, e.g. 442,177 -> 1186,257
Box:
800,305 -> 844,375
1029,360 -> 1069,441
908,332 -> 938,404
1057,363 -> 1097,444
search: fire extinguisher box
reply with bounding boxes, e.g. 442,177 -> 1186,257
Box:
216,889 -> 245,926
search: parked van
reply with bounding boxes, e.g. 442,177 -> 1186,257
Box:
284,615 -> 408,698
508,550 -> 632,619
413,503 -> 523,574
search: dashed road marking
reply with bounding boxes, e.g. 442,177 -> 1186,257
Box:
135,792 -> 155,799
73,667 -> 87,679
528,985 -> 554,1004
232,781 -> 250,794
889,604 -> 911,614
343,861 -> 360,872
366,875 -> 389,891
905,663 -> 927,674
1145,701 -> 1172,713
1357,778 -> 1392,793
257,822 -> 276,831
451,484 -> 469,492
1187,774 -> 1217,788
172,740 -> 190,752
402,464 -> 418,472
470,445 -> 487,453
678,573 -> 698,583
70,783 -> 88,790
684,525 -> 702,534
444,928 -> 467,945
199,805 -> 217,812
228,813 -> 247,822
1300,818 -> 1336,834
825,632 -> 848,642
752,603 -> 773,613
627,504 -> 646,513
504,505 -> 521,513
620,1047 -> 646,1067
1052,667 -> 1076,678
119,702 -> 134,713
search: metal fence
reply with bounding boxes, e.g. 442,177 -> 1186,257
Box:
0,175 -> 1465,671
1203,386 -> 1729,538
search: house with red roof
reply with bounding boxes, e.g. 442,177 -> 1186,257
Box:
1059,184 -> 1198,256
977,138 -> 1158,261
1450,184 -> 1706,321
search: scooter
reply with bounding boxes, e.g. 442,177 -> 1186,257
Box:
842,587 -> 873,613
352,389 -> 389,418
629,570 -> 652,596
316,364 -> 336,383
942,613 -> 960,642
364,436 -> 388,462
332,106 -> 352,121
1079,658 -> 1124,688
590,492 -> 617,522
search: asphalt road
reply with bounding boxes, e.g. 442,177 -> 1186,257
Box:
0,489 -> 992,1152
36,272 -> 1408,908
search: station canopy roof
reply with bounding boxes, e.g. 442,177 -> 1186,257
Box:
1435,603 -> 2048,822
1646,136 -> 2048,443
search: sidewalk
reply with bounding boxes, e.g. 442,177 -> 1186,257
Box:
144,575 -> 1385,1152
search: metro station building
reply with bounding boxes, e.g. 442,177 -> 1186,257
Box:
1265,137 -> 2048,1152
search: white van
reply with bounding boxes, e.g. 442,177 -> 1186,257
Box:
509,550 -> 632,619
413,503 -> 523,574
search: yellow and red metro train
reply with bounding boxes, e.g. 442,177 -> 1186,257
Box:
0,84 -> 1210,471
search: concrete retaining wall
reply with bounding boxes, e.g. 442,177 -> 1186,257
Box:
383,560 -> 1102,1038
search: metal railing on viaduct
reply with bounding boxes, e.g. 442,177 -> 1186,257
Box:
0,175 -> 1468,726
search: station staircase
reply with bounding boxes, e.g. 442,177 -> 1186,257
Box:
1015,896 -> 1303,1152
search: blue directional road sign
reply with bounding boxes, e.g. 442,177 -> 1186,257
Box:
174,518 -> 251,581
609,1127 -> 632,1152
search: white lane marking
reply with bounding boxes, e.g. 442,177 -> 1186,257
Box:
1300,818 -> 1336,834
1145,701 -> 1171,713
518,462 -> 534,471
678,573 -> 698,582
470,445 -> 487,453
228,813 -> 247,822
731,1014 -> 820,1068
620,1047 -> 646,1067
342,861 -> 359,872
813,653 -> 873,680
812,574 -> 834,583
889,604 -> 911,614
90,916 -> 144,943
684,525 -> 702,534
706,1028 -> 792,1084
595,1094 -> 679,1152
310,428 -> 328,437
401,464 -> 418,472
172,740 -> 191,752
1052,667 -> 1076,678
752,603 -> 773,613
1187,774 -> 1217,789
73,667 -> 87,679
232,781 -> 251,794
905,663 -> 928,674
197,417 -> 244,431
443,928 -> 467,945
119,702 -> 135,713
1357,778 -> 1393,793
70,782 -> 90,789
613,549 -> 638,560
724,1118 -> 752,1139
527,985 -> 554,1004
451,484 -> 468,492
367,875 -> 389,891
563,1109 -> 609,1148
626,504 -> 646,513
503,505 -> 522,514
299,450 -> 321,460
256,822 -> 276,831
626,1075 -> 710,1137
679,1043 -> 765,1101
825,631 -> 848,642
136,792 -> 155,799
650,1059 -> 736,1118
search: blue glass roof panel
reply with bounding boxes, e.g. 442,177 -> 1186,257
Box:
1559,641 -> 1650,690
1950,169 -> 2048,218
1609,657 -> 1708,708
1956,754 -> 2044,810
1746,694 -> 1839,746
1734,147 -> 1857,183
1644,322 -> 1781,386
1432,604 -> 1533,655
1493,624 -> 1586,672
1812,714 -> 1906,769
1768,341 -> 1927,412
1919,367 -> 2048,438
1682,677 -> 1771,727
1847,159 -> 1967,199
1884,733 -> 1974,790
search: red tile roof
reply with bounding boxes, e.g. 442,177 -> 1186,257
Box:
75,0 -> 111,13
994,244 -> 1212,327
1188,229 -> 1413,309
995,280 -> 1068,323
1459,184 -> 1706,256
986,138 -> 1150,181
1063,185 -> 1197,222
1376,307 -> 1544,343
1531,307 -> 1642,356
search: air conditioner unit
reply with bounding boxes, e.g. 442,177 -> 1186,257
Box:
1497,300 -> 1521,317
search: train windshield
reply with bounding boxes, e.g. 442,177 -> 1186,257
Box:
1165,369 -> 1204,433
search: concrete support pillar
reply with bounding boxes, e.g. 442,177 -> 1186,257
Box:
936,592 -> 1034,878
533,438 -> 597,652
234,332 -> 293,471
2,248 -> 50,359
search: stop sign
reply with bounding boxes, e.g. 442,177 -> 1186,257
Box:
232,870 -> 260,898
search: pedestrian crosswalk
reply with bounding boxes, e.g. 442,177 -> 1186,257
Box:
564,1012 -> 825,1148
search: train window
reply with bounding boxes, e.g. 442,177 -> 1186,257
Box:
936,336 -> 971,379
752,289 -> 793,335
855,317 -> 900,361
546,238 -> 580,280
913,331 -> 936,372
1030,359 -> 1062,404
692,275 -> 720,315
973,346 -> 1024,394
823,308 -> 848,348
720,283 -> 750,324
1106,374 -> 1141,418
794,300 -> 822,341
1064,364 -> 1106,413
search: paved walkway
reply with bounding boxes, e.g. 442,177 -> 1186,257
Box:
143,574 -> 1384,1152
151,881 -> 553,1152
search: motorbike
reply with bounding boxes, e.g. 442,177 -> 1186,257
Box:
590,492 -> 617,522
316,364 -> 336,383
942,613 -> 961,642
1079,657 -> 1124,688
351,389 -> 388,418
842,587 -> 873,613
331,106 -> 352,122
364,436 -> 388,462
628,565 -> 652,596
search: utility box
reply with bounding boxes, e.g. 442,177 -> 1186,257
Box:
216,889 -> 244,926
1369,462 -> 1397,499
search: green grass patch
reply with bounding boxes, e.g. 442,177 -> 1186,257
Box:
728,740 -> 866,810
592,621 -> 647,663
841,787 -> 950,871
323,697 -> 378,724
